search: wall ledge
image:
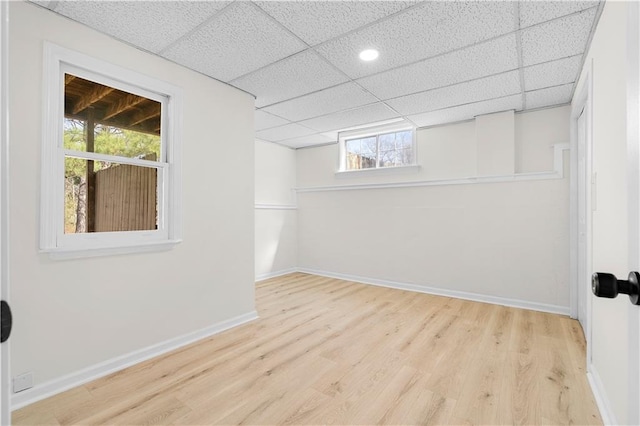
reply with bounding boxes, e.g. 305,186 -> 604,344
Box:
334,164 -> 421,177
296,268 -> 570,316
296,143 -> 569,193
11,311 -> 258,411
255,204 -> 297,210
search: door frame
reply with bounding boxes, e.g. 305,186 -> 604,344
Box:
626,2 -> 640,423
0,0 -> 10,424
570,59 -> 594,366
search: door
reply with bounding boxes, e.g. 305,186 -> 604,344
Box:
576,3 -> 639,423
627,4 -> 640,423
0,0 -> 10,423
573,72 -> 593,362
577,107 -> 589,333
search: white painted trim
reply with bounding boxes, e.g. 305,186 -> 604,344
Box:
569,100 -> 578,321
626,4 -> 640,424
297,171 -> 563,193
587,364 -> 618,426
570,61 -> 594,366
44,239 -> 182,260
255,268 -> 297,282
297,268 -> 570,316
40,42 -> 183,258
335,164 -> 421,178
0,1 -> 10,422
63,149 -> 167,169
11,310 -> 258,411
254,204 -> 297,210
297,144 -> 568,193
554,142 -> 569,179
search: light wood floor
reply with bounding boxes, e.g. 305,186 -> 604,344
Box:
14,273 -> 602,425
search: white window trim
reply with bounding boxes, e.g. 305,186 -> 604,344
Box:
337,121 -> 418,173
40,42 -> 183,259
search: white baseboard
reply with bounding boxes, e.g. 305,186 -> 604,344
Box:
11,310 -> 258,411
255,268 -> 297,282
587,364 -> 617,425
297,268 -> 570,316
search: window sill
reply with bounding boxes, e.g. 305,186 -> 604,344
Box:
42,239 -> 182,260
335,164 -> 421,178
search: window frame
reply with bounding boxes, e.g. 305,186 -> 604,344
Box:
338,122 -> 417,173
41,43 -> 183,259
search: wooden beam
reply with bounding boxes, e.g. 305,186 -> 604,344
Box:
103,93 -> 147,120
129,105 -> 161,126
64,74 -> 76,85
65,112 -> 161,136
72,85 -> 115,115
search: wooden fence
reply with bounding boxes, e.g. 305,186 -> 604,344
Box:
94,163 -> 157,232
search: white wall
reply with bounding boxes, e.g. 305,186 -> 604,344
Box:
476,110 -> 515,175
9,0 -> 255,393
574,2 -> 632,424
516,106 -> 571,173
255,140 -> 297,280
297,106 -> 570,311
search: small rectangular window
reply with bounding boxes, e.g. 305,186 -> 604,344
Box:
340,125 -> 416,171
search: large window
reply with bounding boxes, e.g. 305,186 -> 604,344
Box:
41,44 -> 182,258
340,124 -> 415,171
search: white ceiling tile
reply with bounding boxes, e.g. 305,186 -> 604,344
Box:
53,1 -> 230,53
520,1 -> 599,28
231,50 -> 349,108
408,95 -> 523,128
525,84 -> 573,110
315,1 -> 516,79
278,134 -> 337,149
161,2 -> 306,81
261,83 -> 378,122
256,123 -> 317,142
48,0 -> 598,136
299,103 -> 399,132
521,7 -> 597,66
523,55 -> 583,91
28,0 -> 52,8
255,110 -> 290,131
357,34 -> 518,100
386,71 -> 521,116
255,1 -> 416,46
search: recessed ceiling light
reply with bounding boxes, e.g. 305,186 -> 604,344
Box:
359,49 -> 379,62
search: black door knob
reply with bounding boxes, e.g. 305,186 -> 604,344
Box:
592,272 -> 640,305
0,300 -> 11,343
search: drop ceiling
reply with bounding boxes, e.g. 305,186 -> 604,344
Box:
30,0 -> 602,149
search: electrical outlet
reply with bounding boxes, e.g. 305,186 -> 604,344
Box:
13,372 -> 33,393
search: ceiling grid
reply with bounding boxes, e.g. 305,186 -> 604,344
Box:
514,2 -> 527,111
31,0 -> 604,148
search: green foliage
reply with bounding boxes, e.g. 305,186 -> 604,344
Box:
63,118 -> 160,233
64,118 -> 160,179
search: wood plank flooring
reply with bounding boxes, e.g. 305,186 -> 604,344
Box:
13,273 -> 602,425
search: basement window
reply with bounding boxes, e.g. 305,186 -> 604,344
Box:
339,123 -> 416,172
41,43 -> 183,259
